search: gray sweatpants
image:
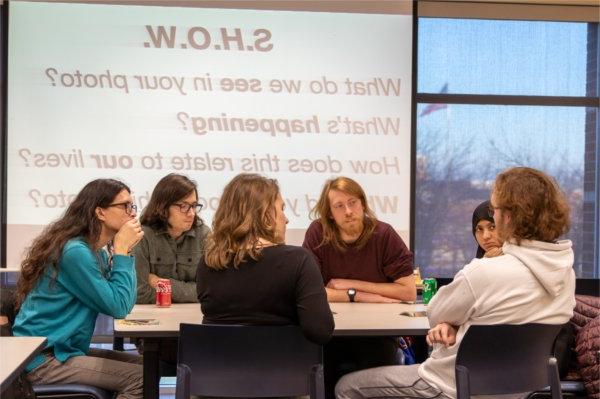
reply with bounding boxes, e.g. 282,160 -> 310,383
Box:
335,364 -> 526,399
336,364 -> 447,399
27,348 -> 143,399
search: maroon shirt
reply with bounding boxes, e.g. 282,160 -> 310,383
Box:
302,220 -> 413,284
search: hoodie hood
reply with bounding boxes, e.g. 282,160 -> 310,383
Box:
502,239 -> 574,297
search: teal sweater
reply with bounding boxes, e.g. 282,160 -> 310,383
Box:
13,238 -> 136,371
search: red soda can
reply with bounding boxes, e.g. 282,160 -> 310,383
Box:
156,278 -> 172,307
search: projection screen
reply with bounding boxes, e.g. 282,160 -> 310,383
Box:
5,0 -> 413,268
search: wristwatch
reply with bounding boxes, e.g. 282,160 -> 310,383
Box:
347,288 -> 356,303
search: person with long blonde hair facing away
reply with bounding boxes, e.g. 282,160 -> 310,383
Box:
12,179 -> 144,399
196,173 -> 334,344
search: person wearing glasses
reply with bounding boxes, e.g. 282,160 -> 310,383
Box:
132,173 -> 209,372
12,179 -> 144,398
196,173 -> 334,345
471,200 -> 503,259
303,176 -> 415,303
302,176 -> 415,398
133,173 -> 209,304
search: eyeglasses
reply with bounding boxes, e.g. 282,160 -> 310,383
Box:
331,198 -> 360,211
172,202 -> 203,213
107,202 -> 137,215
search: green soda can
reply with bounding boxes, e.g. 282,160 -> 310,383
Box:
422,278 -> 438,304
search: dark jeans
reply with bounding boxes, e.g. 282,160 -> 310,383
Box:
324,337 -> 398,399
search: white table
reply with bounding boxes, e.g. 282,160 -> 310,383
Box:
0,336 -> 47,393
115,302 -> 429,337
115,302 -> 429,399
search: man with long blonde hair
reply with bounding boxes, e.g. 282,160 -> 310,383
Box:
303,176 -> 416,398
303,176 -> 415,303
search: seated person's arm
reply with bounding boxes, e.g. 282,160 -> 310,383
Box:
147,269 -> 199,303
326,275 -> 416,302
427,322 -> 458,347
328,225 -> 416,302
162,275 -> 199,303
296,255 -> 335,344
328,288 -> 402,303
133,237 -> 156,304
427,270 -> 476,327
147,273 -> 160,289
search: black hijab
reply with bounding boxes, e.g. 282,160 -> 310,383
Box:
472,200 -> 493,259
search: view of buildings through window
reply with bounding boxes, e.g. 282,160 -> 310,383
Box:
414,18 -> 599,279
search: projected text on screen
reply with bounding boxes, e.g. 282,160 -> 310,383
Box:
7,2 -> 412,267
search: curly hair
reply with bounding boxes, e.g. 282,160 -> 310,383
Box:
16,179 -> 130,309
492,167 -> 570,244
309,176 -> 377,251
204,174 -> 280,269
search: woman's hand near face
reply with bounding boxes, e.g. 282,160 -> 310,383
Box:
113,219 -> 144,255
484,247 -> 503,258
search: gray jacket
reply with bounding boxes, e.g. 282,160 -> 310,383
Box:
133,222 -> 210,304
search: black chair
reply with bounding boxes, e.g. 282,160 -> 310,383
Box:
526,381 -> 587,399
526,323 -> 589,399
175,323 -> 325,399
455,323 -> 563,399
33,384 -> 115,399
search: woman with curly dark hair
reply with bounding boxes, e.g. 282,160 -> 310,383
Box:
13,178 -> 144,399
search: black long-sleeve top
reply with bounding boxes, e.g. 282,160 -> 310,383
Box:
196,244 -> 334,345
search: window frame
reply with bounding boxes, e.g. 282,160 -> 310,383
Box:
411,0 -> 600,281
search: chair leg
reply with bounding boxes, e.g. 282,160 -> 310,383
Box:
310,364 -> 325,399
175,364 -> 191,399
113,337 -> 124,351
455,365 -> 471,399
548,358 -> 563,399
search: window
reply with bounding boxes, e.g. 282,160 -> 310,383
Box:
414,16 -> 599,279
418,18 -> 589,97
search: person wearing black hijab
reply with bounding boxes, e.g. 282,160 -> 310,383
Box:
472,200 -> 503,258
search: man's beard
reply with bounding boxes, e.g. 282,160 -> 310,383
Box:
340,219 -> 364,239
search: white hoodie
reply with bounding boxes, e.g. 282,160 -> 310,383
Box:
418,239 -> 576,398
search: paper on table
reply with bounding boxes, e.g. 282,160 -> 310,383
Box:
399,311 -> 427,318
118,319 -> 159,326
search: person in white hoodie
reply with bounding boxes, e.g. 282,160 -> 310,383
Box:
336,166 -> 576,399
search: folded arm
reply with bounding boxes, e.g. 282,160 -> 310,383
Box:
326,274 -> 416,302
427,322 -> 458,347
427,271 -> 476,327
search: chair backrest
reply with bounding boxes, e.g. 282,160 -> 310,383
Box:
33,384 -> 115,399
455,323 -> 563,398
176,323 -> 324,399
